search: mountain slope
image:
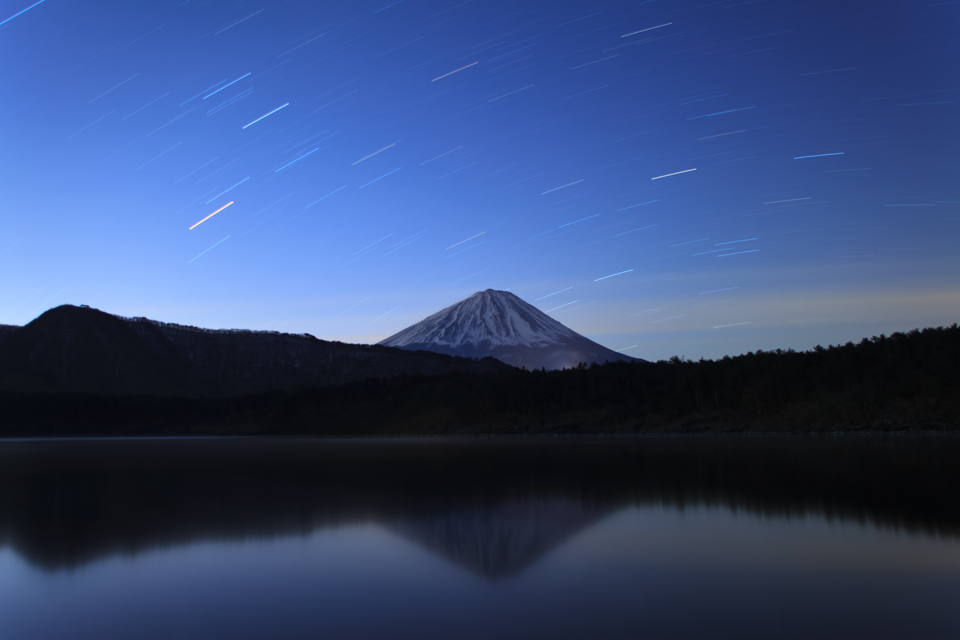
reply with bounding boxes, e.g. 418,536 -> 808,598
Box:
0,305 -> 509,397
379,289 -> 641,370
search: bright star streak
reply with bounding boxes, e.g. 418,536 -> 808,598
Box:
717,249 -> 759,257
652,168 -> 696,180
432,62 -> 478,82
765,197 -> 810,204
546,300 -> 579,312
242,103 -> 289,129
181,80 -> 227,106
595,269 -> 633,281
541,179 -> 584,194
621,23 -> 672,37
353,142 -> 397,165
0,0 -> 45,27
794,152 -> 844,159
189,201 -> 233,230
713,322 -> 752,329
536,287 -> 573,301
204,73 -> 251,99
358,167 -> 401,189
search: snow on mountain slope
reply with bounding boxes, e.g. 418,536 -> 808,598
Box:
379,290 -> 643,370
382,290 -> 576,348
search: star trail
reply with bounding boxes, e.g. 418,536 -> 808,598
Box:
1,0 -> 957,360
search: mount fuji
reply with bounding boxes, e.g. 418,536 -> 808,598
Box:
379,289 -> 642,370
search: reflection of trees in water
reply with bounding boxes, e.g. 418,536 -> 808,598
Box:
0,436 -> 957,575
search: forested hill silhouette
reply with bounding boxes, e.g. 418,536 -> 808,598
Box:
0,305 -> 508,397
2,322 -> 958,436
0,324 -> 18,342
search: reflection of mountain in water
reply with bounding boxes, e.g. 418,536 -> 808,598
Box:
388,499 -> 614,579
1,437 -> 959,575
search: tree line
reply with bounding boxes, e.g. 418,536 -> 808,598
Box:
2,324 -> 958,437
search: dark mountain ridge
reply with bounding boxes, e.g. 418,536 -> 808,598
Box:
0,305 -> 509,397
3,321 -> 956,438
0,324 -> 19,343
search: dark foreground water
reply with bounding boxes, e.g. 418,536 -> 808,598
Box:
1,436 -> 958,640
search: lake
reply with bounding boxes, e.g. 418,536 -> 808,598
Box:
1,436 -> 958,639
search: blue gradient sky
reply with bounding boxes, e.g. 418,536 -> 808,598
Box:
1,0 -> 957,360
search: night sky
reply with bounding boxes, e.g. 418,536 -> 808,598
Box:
2,0 -> 957,361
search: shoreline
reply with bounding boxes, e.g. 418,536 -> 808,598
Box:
2,425 -> 958,440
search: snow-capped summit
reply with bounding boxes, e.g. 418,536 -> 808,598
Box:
379,289 -> 642,370
384,290 -> 576,349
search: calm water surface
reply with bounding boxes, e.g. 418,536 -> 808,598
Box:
0,436 -> 958,639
